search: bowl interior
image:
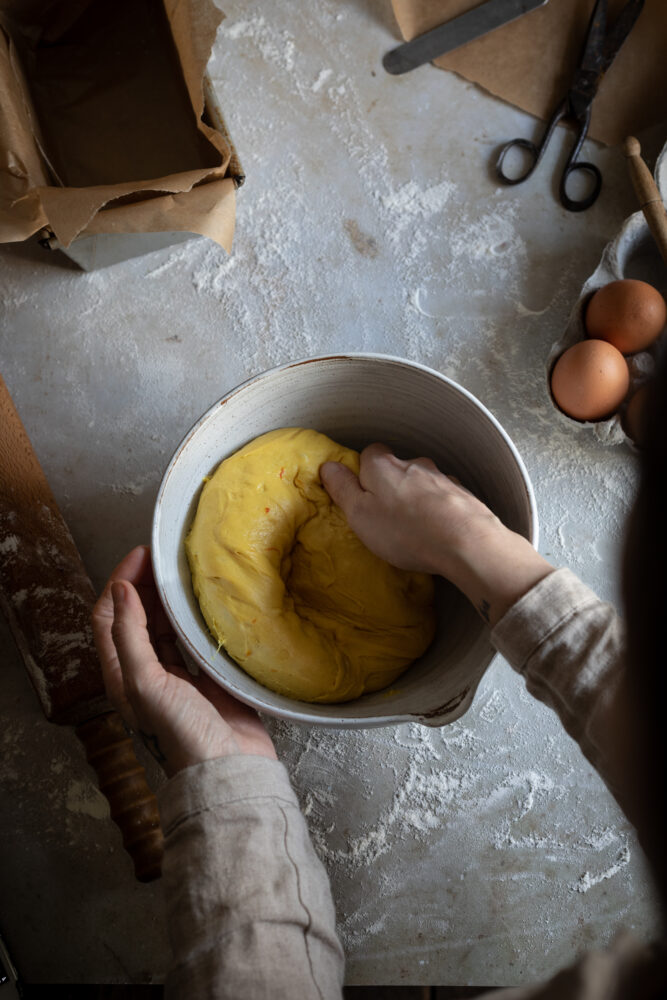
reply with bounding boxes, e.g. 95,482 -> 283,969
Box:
152,355 -> 537,727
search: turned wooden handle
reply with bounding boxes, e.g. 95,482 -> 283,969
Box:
0,374 -> 108,724
624,136 -> 667,267
76,711 -> 164,882
0,372 -> 164,881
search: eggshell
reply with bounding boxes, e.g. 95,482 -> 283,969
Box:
547,138 -> 667,445
585,279 -> 666,354
550,339 -> 630,422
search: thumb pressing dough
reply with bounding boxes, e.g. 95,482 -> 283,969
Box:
185,427 -> 436,703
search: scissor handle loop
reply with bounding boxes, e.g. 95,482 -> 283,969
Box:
495,138 -> 541,185
496,100 -> 566,187
559,110 -> 600,211
560,160 -> 602,212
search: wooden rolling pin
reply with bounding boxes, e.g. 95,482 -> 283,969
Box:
624,136 -> 667,267
0,373 -> 163,882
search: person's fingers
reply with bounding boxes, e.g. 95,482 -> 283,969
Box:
91,582 -> 139,729
93,548 -> 152,675
110,580 -> 166,701
409,456 -> 439,473
91,579 -> 116,662
320,461 -> 364,513
109,546 -> 181,669
109,545 -> 152,586
446,474 -> 475,497
359,441 -> 407,494
361,442 -> 393,460
359,441 -> 398,478
92,577 -> 129,714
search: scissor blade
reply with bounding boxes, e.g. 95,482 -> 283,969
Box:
570,0 -> 645,116
578,0 -> 645,75
577,0 -> 608,76
383,0 -> 550,75
600,0 -> 645,73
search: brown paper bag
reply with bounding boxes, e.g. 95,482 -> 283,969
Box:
0,0 -> 241,253
390,0 -> 667,147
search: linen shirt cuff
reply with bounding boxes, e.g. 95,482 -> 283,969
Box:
157,754 -> 299,834
490,566 -> 605,673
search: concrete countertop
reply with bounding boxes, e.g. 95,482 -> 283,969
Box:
0,0 -> 664,987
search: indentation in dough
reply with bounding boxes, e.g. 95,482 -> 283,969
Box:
186,428 -> 436,703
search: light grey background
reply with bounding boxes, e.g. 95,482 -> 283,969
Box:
0,0 -> 663,987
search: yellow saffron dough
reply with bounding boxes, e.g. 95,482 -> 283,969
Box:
185,427 -> 436,703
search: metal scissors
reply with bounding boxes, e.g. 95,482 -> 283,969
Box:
496,0 -> 645,212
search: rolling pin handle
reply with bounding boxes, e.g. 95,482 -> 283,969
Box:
623,136 -> 641,159
75,711 -> 164,882
623,135 -> 667,268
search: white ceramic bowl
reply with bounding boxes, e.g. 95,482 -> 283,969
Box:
152,354 -> 538,728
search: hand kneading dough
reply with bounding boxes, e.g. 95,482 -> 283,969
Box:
185,427 -> 436,703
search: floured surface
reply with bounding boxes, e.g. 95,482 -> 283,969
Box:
267,670 -> 660,984
0,0 -> 664,986
0,619 -> 168,984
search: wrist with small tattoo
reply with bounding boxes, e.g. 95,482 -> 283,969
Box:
440,522 -> 554,629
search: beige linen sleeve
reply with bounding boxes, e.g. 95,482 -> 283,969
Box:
490,567 -> 646,846
485,568 -> 666,999
157,754 -> 345,1000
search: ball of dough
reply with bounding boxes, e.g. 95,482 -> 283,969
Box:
185,427 -> 436,703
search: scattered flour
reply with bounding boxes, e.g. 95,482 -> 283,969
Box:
65,779 -> 110,820
267,666 -> 642,960
0,535 -> 19,554
574,841 -> 631,894
0,0 -> 652,980
219,15 -> 296,73
312,68 -> 332,93
379,179 -> 456,223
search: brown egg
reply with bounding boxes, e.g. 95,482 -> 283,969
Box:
623,382 -> 653,447
550,339 -> 630,421
585,279 -> 666,354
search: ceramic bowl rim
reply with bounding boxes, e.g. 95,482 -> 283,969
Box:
151,352 -> 539,727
